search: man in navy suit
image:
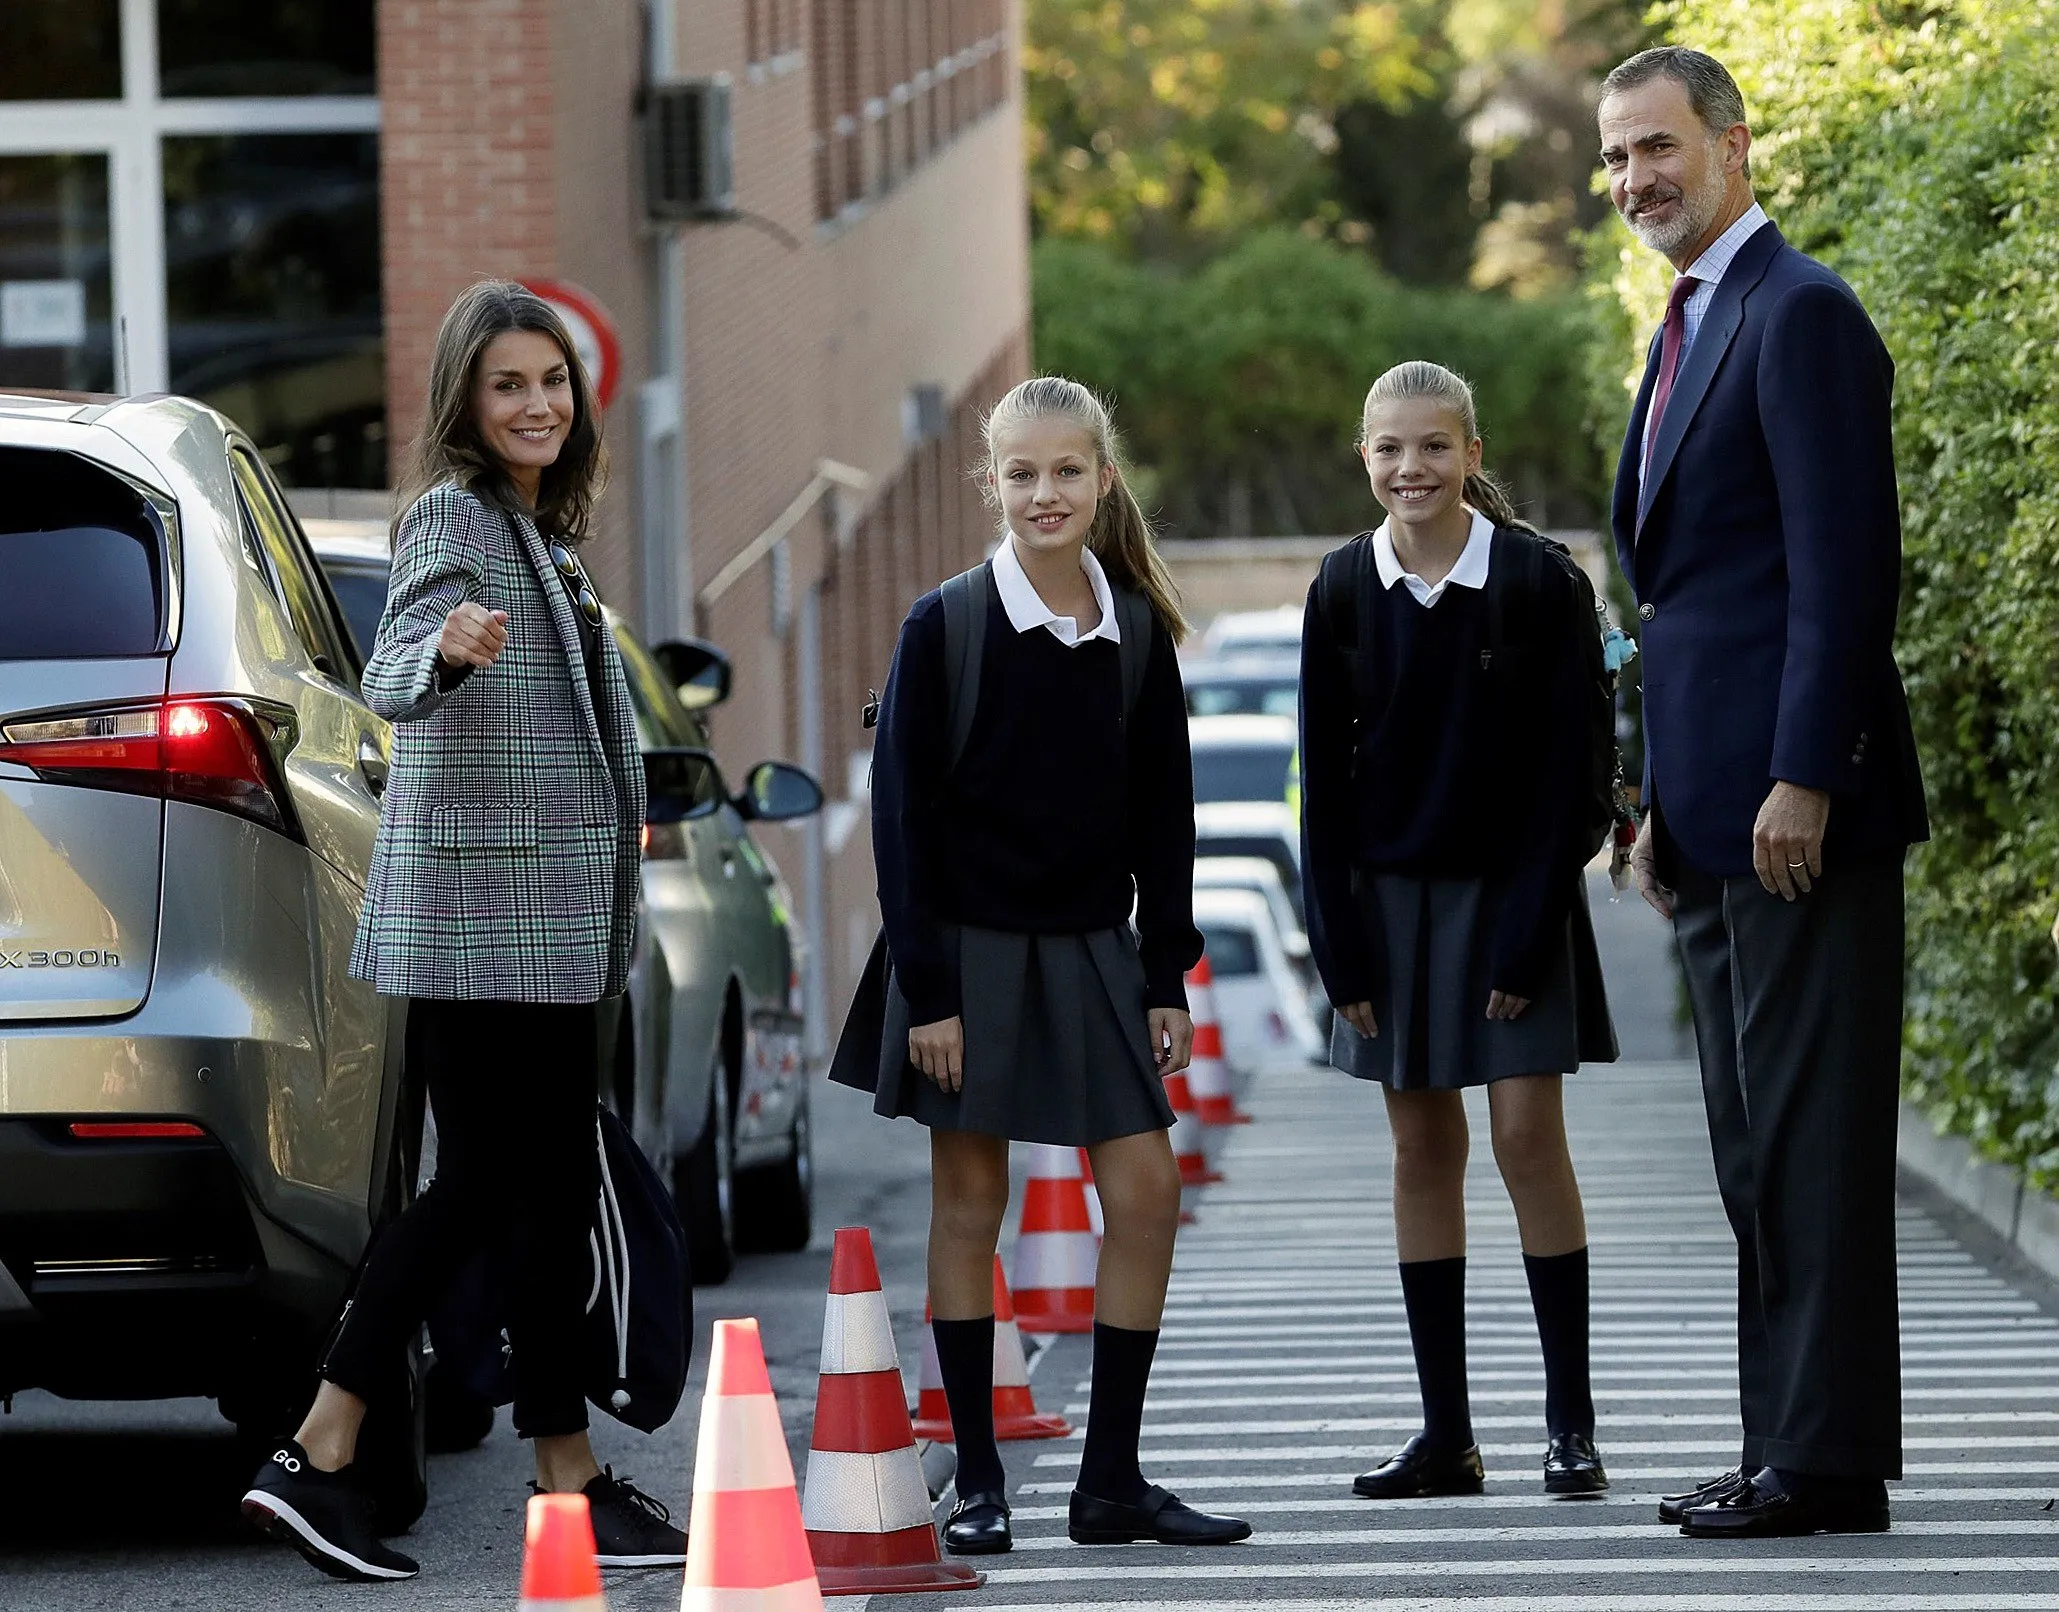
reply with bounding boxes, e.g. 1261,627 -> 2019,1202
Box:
1602,47 -> 1929,1538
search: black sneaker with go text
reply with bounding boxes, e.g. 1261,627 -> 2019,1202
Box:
242,1440 -> 420,1581
564,1467 -> 688,1567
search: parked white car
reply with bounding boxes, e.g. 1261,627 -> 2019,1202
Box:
1197,606 -> 1302,661
1191,886 -> 1326,1068
1192,853 -> 1328,1027
1189,713 -> 1298,808
1194,799 -> 1302,925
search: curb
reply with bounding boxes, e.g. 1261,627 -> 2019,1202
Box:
1897,1100 -> 2059,1278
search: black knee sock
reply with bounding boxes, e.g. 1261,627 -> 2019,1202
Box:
1524,1247 -> 1594,1438
931,1316 -> 1004,1498
1399,1257 -> 1473,1452
1077,1321 -> 1158,1506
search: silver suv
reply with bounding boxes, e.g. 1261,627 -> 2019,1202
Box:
0,392 -> 427,1523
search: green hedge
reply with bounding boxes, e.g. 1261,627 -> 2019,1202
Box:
1033,230 -> 1605,537
1588,0 -> 2059,1179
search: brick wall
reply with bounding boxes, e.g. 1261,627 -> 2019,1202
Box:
376,0 -> 645,607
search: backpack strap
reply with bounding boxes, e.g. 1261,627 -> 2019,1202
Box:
1114,584 -> 1153,721
1485,526 -> 1549,668
1316,533 -> 1379,652
940,563 -> 990,774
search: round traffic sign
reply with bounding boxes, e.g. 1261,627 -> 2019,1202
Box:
520,277 -> 622,409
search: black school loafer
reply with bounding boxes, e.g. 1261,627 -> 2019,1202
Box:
1069,1484 -> 1252,1545
1679,1468 -> 1890,1538
1352,1435 -> 1486,1499
1657,1466 -> 1749,1525
1543,1433 -> 1609,1495
942,1490 -> 1012,1555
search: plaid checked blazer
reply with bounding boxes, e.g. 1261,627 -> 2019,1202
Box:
348,481 -> 647,1003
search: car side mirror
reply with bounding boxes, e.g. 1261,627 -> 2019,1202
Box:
735,760 -> 824,822
651,637 -> 733,710
643,747 -> 723,823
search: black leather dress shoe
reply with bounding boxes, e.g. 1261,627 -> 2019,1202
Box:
1543,1433 -> 1608,1495
1657,1467 -> 1749,1525
1679,1468 -> 1889,1538
1352,1435 -> 1486,1499
942,1490 -> 1012,1555
1069,1484 -> 1252,1545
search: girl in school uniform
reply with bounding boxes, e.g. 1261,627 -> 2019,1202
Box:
1298,361 -> 1618,1502
836,376 -> 1251,1556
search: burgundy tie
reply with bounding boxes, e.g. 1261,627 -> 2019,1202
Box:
1642,274 -> 1700,481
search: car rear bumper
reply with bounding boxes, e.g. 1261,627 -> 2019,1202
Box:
0,1116 -> 355,1400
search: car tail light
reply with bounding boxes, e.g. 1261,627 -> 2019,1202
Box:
0,698 -> 302,839
69,1121 -> 207,1140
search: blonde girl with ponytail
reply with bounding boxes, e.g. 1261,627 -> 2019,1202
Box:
1298,360 -> 1619,1504
833,376 -> 1250,1555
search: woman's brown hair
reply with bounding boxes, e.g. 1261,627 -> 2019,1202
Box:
394,279 -> 609,542
977,376 -> 1190,644
1357,360 -> 1536,533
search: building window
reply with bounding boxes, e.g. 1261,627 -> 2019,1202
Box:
163,133 -> 383,487
0,2 -> 123,101
0,1 -> 382,485
156,0 -> 376,98
810,0 -> 1010,223
0,154 -> 115,391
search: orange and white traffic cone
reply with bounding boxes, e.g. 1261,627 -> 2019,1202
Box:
519,1493 -> 607,1612
1165,1066 -> 1223,1186
1009,1143 -> 1099,1335
989,1257 -> 1071,1439
802,1228 -> 982,1595
681,1317 -> 824,1612
1186,958 -> 1252,1125
911,1263 -> 1074,1441
909,1301 -> 954,1442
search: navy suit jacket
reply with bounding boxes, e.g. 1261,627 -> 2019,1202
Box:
1612,220 -> 1928,878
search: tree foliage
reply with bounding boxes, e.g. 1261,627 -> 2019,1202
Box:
1588,0 -> 2059,1178
1035,230 -> 1603,536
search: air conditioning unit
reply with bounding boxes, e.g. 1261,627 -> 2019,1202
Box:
645,78 -> 736,221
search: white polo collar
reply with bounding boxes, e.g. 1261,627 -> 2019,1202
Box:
1372,507 -> 1494,607
991,536 -> 1121,648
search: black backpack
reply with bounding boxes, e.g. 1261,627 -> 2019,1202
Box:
1319,525 -> 1630,859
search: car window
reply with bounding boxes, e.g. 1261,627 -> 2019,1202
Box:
0,445 -> 166,661
323,561 -> 390,664
1187,680 -> 1299,718
1192,742 -> 1295,804
229,446 -> 358,682
610,619 -> 711,752
1197,923 -> 1261,978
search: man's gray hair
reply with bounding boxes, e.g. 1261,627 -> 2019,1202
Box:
1600,46 -> 1749,137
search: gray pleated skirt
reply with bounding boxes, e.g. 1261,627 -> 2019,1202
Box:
869,925 -> 1176,1146
1330,872 -> 1617,1091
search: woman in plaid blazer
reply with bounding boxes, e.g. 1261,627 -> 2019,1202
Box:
242,282 -> 682,1581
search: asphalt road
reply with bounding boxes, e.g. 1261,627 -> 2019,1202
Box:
9,877 -> 2056,1611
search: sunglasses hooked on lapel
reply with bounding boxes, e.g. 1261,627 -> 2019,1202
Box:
546,539 -> 604,627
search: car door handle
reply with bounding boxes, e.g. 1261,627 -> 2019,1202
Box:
357,736 -> 389,797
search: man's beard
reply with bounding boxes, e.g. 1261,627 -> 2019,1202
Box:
1622,148 -> 1726,256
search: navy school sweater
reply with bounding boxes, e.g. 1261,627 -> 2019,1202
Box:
870,579 -> 1204,1027
1297,533 -> 1593,1003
